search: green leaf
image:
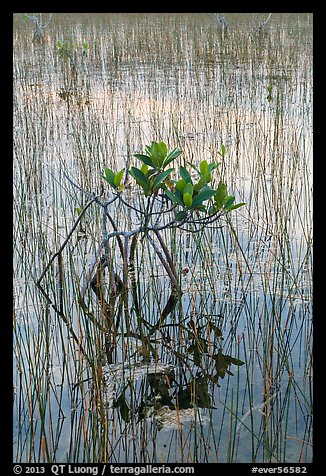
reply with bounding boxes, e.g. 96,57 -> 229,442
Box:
179,166 -> 192,184
225,196 -> 235,209
207,162 -> 220,174
229,202 -> 246,211
152,168 -> 174,192
129,167 -> 149,194
151,141 -> 168,167
146,168 -> 157,178
157,141 -> 168,158
175,189 -> 184,204
195,383 -> 212,407
103,167 -> 116,188
175,178 -> 187,193
214,182 -> 227,207
140,164 -> 149,175
183,183 -> 193,197
188,161 -> 200,175
213,351 -> 229,378
199,160 -> 209,175
229,357 -> 245,366
163,147 -> 183,168
114,169 -> 124,188
192,188 -> 216,208
120,399 -> 130,422
175,210 -> 188,222
193,348 -> 202,366
223,354 -> 244,368
193,173 -> 211,192
133,153 -> 156,169
165,189 -> 184,206
221,144 -> 226,157
144,144 -> 152,155
129,167 -> 147,183
183,192 -> 193,208
113,394 -> 130,423
195,205 -> 207,212
207,321 -> 223,337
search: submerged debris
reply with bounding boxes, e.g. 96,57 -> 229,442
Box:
149,405 -> 209,431
102,361 -> 175,408
102,360 -> 210,431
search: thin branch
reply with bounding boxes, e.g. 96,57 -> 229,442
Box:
26,13 -> 52,42
129,233 -> 140,315
81,225 -> 139,297
37,196 -> 98,285
256,13 -> 272,33
117,194 -> 146,216
27,15 -> 39,25
104,229 -> 142,240
35,273 -> 89,362
62,169 -> 118,208
122,236 -> 129,291
106,211 -> 125,258
122,151 -> 130,187
185,209 -> 225,227
214,13 -> 229,28
101,204 -> 108,243
43,13 -> 53,29
153,229 -> 178,279
80,245 -> 105,297
146,233 -> 179,291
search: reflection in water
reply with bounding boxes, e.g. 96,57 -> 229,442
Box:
13,12 -> 312,464
102,343 -> 244,429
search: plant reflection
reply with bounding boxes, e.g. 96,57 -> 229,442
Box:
103,290 -> 244,433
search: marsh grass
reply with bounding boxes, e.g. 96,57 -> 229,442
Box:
13,13 -> 312,463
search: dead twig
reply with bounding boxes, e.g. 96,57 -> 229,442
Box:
214,13 -> 229,29
256,13 -> 272,33
36,196 -> 98,286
